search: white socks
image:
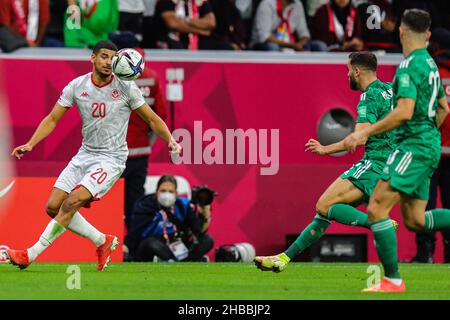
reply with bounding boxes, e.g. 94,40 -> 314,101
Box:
27,212 -> 106,262
68,211 -> 106,247
27,219 -> 66,262
385,277 -> 403,286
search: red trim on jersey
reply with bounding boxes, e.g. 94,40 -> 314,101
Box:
90,73 -> 114,88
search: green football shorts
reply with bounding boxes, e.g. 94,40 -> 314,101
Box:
340,158 -> 386,201
380,145 -> 439,200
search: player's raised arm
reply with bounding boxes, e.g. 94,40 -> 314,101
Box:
134,103 -> 181,155
306,123 -> 371,155
11,104 -> 69,159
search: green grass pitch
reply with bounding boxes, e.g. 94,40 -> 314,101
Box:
1,262 -> 450,300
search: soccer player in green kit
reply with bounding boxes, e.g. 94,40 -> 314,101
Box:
254,51 -> 398,273
344,9 -> 450,293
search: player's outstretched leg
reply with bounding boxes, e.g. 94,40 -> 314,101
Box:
47,188 -> 107,247
6,218 -> 66,270
7,186 -> 117,271
254,212 -> 333,272
46,187 -> 116,270
254,178 -> 364,272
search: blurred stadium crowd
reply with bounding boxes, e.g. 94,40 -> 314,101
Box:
1,0 -> 450,54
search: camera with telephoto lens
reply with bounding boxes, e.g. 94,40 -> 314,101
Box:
191,185 -> 217,206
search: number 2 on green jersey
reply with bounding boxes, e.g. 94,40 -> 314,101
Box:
428,71 -> 440,118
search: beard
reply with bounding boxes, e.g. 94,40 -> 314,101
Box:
95,65 -> 112,78
97,70 -> 111,78
349,76 -> 358,91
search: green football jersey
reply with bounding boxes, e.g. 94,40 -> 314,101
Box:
356,79 -> 396,162
392,48 -> 445,153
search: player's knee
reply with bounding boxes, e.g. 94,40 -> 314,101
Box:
45,202 -> 59,218
315,199 -> 330,218
367,203 -> 380,223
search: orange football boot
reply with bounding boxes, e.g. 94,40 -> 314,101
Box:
96,235 -> 119,271
5,249 -> 30,270
362,278 -> 406,293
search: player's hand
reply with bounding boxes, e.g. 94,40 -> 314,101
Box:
168,139 -> 182,155
305,139 -> 327,155
11,144 -> 33,160
344,131 -> 368,152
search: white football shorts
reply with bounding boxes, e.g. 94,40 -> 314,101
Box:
54,148 -> 126,200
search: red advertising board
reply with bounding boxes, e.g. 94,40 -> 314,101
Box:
0,52 -> 445,262
0,178 -> 124,262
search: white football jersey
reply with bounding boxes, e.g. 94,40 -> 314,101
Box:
57,73 -> 146,161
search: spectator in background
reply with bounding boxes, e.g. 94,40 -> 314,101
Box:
153,0 -> 216,50
124,175 -> 214,262
203,0 -> 247,50
118,0 -> 145,42
122,47 -> 167,232
41,0 -> 66,47
142,0 -> 158,48
311,0 -> 363,51
250,0 -> 326,52
0,0 -> 50,47
357,0 -> 400,52
235,0 -> 260,45
64,0 -> 119,48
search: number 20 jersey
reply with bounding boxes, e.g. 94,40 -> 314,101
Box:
57,73 -> 146,162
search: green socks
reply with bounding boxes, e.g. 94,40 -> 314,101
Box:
328,204 -> 370,228
371,218 -> 400,279
284,214 -> 331,260
424,209 -> 450,231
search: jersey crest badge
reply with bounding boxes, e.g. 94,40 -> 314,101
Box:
112,89 -> 120,99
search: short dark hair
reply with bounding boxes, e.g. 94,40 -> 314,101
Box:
401,9 -> 431,33
157,174 -> 178,191
92,40 -> 118,54
348,51 -> 378,72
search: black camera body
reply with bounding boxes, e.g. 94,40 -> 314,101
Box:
191,185 -> 217,206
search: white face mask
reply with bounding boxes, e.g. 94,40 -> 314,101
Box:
157,192 -> 176,208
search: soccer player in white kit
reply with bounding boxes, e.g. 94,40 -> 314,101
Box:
4,41 -> 182,271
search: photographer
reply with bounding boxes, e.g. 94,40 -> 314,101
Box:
124,175 -> 215,262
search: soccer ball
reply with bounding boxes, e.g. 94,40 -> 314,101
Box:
112,48 -> 145,81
